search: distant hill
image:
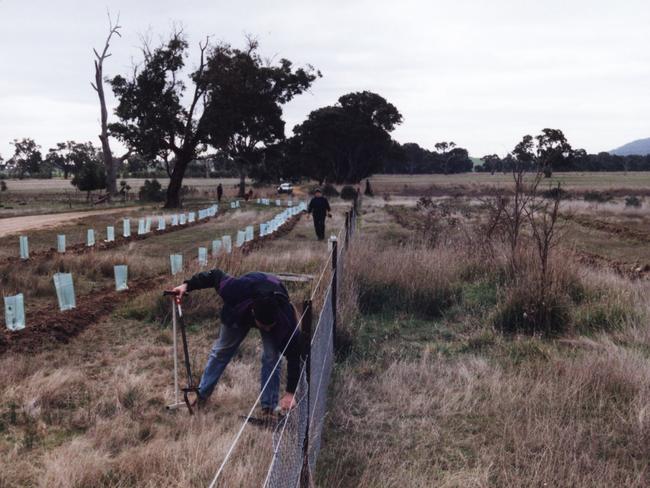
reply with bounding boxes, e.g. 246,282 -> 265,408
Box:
610,138 -> 650,156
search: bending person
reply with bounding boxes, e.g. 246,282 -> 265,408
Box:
171,269 -> 301,414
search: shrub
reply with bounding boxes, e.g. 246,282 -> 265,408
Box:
0,181 -> 7,191
321,183 -> 339,197
541,186 -> 569,200
138,179 -> 165,202
492,286 -> 571,336
625,195 -> 642,208
583,191 -> 612,203
340,185 -> 357,200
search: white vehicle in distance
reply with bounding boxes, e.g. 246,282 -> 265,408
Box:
277,182 -> 294,195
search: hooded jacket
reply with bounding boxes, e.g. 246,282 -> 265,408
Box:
184,269 -> 302,393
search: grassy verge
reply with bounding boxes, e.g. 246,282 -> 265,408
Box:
317,203 -> 650,487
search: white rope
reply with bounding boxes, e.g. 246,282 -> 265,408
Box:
207,306 -> 309,488
309,248 -> 333,301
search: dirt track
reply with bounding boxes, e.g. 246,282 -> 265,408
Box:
0,208 -> 130,237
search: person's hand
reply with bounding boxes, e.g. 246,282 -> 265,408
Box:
172,283 -> 188,296
279,392 -> 296,411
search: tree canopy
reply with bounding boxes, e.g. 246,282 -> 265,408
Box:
4,138 -> 44,178
382,141 -> 473,174
109,32 -> 318,207
289,91 -> 403,183
201,38 -> 320,195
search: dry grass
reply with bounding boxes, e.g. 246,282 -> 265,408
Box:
4,191 -> 650,487
0,202 -> 345,487
317,202 -> 650,487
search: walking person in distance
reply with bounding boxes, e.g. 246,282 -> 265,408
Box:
307,188 -> 331,240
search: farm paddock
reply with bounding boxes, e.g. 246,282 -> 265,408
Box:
2,173 -> 650,486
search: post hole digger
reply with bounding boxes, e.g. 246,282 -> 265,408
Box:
163,290 -> 200,415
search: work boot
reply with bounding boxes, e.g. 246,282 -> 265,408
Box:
190,393 -> 208,411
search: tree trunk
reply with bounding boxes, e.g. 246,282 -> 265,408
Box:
165,154 -> 191,208
93,18 -> 122,200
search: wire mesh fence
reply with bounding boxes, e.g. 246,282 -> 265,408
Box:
308,285 -> 335,473
211,200 -> 359,487
263,202 -> 358,486
263,364 -> 310,488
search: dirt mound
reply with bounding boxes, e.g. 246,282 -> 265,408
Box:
0,276 -> 165,355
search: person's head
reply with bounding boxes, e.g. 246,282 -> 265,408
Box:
252,296 -> 278,331
314,188 -> 322,197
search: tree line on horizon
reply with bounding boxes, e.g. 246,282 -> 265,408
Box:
0,20 -> 648,206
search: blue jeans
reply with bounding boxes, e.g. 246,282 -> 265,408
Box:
197,323 -> 281,409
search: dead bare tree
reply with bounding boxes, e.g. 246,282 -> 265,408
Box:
91,12 -> 126,199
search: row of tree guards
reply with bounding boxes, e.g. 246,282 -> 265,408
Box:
15,198 -> 297,259
4,202 -> 307,331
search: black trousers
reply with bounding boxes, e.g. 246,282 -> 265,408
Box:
313,216 -> 326,240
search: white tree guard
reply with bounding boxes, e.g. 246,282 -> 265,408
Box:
212,239 -> 222,256
170,254 -> 183,275
4,293 -> 25,331
222,235 -> 232,253
158,217 -> 166,231
57,235 -> 66,253
87,229 -> 95,247
114,265 -> 128,291
19,236 -> 29,260
235,230 -> 246,247
106,226 -> 115,242
53,273 -> 76,311
123,219 -> 131,237
198,247 -> 208,266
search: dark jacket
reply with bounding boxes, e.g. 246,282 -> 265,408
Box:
308,196 -> 331,219
184,269 -> 302,393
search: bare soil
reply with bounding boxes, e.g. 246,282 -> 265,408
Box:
0,213 -> 303,355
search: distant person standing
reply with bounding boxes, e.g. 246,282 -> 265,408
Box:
217,183 -> 223,203
307,188 -> 331,240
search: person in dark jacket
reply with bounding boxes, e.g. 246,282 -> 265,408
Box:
171,269 -> 301,413
307,189 -> 331,240
216,183 -> 223,203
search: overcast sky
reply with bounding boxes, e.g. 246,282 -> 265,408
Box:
1,0 -> 649,159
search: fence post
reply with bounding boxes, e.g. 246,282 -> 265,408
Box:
300,299 -> 313,488
346,211 -> 352,250
331,236 -> 338,348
